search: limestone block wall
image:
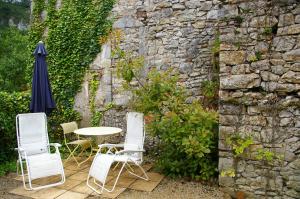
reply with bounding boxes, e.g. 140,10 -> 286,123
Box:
73,0 -> 300,197
218,1 -> 300,198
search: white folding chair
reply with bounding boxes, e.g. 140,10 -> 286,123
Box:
60,122 -> 92,166
87,112 -> 149,194
16,113 -> 65,190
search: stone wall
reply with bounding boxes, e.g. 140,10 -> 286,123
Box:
73,0 -> 300,198
76,0 -> 225,127
218,1 -> 300,198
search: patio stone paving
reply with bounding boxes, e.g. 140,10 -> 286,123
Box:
10,159 -> 163,199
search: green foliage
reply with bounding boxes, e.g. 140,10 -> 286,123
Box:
91,103 -> 115,127
211,31 -> 220,55
88,71 -> 115,127
226,133 -> 253,157
201,80 -> 219,109
112,31 -> 218,179
0,27 -> 28,91
89,72 -> 100,122
0,161 -> 16,176
151,100 -> 218,180
0,92 -> 30,162
26,0 -> 116,140
249,51 -> 262,63
233,15 -> 244,26
0,0 -> 115,163
0,0 -> 30,27
118,62 -> 218,179
263,27 -> 273,35
256,148 -> 283,164
221,169 -> 235,177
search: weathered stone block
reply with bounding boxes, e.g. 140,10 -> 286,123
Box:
260,71 -> 280,81
271,65 -> 288,75
220,51 -> 246,65
270,59 -> 286,66
232,64 -> 250,75
281,71 -> 300,84
261,82 -> 300,92
278,24 -> 300,35
278,13 -> 295,27
172,4 -> 185,10
273,36 -> 296,52
219,115 -> 239,126
250,16 -> 278,28
220,74 -> 261,89
251,60 -> 270,71
290,63 -> 300,72
244,115 -> 267,126
294,14 -> 300,24
219,176 -> 235,187
280,118 -> 293,126
283,49 -> 300,61
207,9 -> 224,19
220,104 -> 242,114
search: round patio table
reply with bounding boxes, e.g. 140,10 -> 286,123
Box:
74,127 -> 122,136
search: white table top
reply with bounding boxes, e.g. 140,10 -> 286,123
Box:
74,127 -> 122,136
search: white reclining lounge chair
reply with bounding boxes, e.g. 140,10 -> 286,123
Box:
87,112 -> 149,194
16,113 -> 65,190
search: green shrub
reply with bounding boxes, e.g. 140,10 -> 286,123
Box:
150,102 -> 218,180
0,161 -> 16,176
0,27 -> 28,92
117,65 -> 219,180
0,91 -> 30,162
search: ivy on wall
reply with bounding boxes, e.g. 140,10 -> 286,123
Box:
27,0 -> 116,140
0,0 -> 115,165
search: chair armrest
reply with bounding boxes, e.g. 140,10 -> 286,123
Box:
15,147 -> 27,158
15,147 -> 25,152
98,143 -> 124,148
49,143 -> 62,147
49,143 -> 62,153
98,143 -> 124,154
116,149 -> 145,155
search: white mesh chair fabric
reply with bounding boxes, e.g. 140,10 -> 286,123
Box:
17,113 -> 48,157
88,112 -> 149,194
16,113 -> 65,190
87,153 -> 115,194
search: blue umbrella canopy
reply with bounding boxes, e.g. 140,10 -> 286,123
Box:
30,41 -> 56,114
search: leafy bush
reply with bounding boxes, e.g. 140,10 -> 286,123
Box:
0,27 -> 28,92
115,52 -> 219,180
131,70 -> 218,180
0,91 -> 30,162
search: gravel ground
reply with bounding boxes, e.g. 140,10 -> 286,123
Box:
88,178 -> 224,199
1,173 -> 224,199
0,175 -> 30,199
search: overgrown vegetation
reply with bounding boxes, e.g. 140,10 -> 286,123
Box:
109,31 -> 218,180
0,0 -> 30,27
0,0 -> 116,173
0,27 -> 28,92
0,92 -> 30,175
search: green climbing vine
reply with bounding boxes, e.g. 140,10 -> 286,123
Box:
26,0 -> 116,140
0,0 -> 116,165
88,71 -> 114,127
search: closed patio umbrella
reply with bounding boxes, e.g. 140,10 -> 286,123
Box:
30,41 -> 56,114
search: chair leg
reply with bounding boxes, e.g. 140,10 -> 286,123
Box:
65,145 -> 80,166
77,142 -> 93,166
127,163 -> 149,181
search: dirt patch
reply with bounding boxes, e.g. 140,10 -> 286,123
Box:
0,174 -> 30,199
